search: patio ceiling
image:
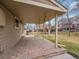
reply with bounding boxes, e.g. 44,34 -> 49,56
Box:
0,0 -> 67,24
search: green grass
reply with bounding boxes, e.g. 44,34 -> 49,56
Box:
41,34 -> 79,59
60,41 -> 79,57
59,32 -> 79,37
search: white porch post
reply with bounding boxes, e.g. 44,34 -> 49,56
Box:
55,14 -> 58,48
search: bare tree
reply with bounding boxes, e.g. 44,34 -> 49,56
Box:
67,11 -> 71,36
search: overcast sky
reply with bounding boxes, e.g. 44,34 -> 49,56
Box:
49,0 -> 79,25
57,0 -> 79,17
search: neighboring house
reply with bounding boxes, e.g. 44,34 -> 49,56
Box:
36,23 -> 52,33
58,16 -> 79,31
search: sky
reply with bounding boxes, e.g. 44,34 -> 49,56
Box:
25,0 -> 79,29
47,0 -> 79,25
57,0 -> 79,17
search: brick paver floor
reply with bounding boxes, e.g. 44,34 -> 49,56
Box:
0,35 -> 74,59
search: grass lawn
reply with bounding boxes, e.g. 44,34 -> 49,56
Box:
41,33 -> 79,59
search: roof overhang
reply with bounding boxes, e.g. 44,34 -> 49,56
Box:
14,0 -> 67,12
0,0 -> 67,24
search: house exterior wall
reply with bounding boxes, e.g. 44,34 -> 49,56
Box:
0,4 -> 23,52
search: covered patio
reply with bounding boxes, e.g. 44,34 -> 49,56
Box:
0,35 -> 75,59
0,0 -> 75,59
0,0 -> 67,47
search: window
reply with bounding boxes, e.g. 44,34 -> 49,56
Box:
15,19 -> 19,29
15,19 -> 19,27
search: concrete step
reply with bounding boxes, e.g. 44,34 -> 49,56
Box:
46,53 -> 76,59
33,48 -> 66,59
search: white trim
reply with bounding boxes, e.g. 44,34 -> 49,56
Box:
55,14 -> 58,48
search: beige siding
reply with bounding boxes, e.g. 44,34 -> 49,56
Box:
0,4 -> 22,52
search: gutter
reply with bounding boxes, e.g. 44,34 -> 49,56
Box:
49,0 -> 67,12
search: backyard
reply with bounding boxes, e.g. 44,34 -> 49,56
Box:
32,32 -> 79,59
